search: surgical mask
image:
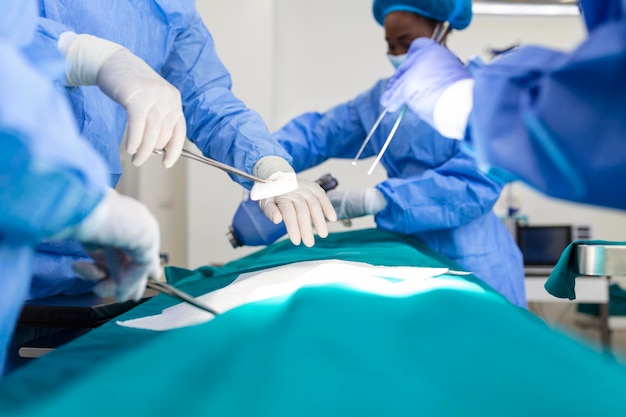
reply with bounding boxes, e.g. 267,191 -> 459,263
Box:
387,53 -> 407,70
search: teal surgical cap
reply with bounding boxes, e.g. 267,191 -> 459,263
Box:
372,0 -> 473,30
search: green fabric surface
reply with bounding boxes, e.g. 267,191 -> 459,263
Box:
545,240 -> 626,300
165,228 -> 473,285
2,230 -> 626,416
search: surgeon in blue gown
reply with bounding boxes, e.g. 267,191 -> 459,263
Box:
0,0 -> 162,376
273,0 -> 526,307
27,0 -> 336,300
381,0 -> 626,211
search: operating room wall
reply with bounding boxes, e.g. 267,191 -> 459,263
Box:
183,1 -> 626,268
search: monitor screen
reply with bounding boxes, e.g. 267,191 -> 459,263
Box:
516,225 -> 572,266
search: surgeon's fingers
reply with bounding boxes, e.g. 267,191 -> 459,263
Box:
259,198 -> 283,224
149,259 -> 165,282
306,183 -> 337,238
118,262 -> 150,302
289,197 -> 315,247
308,203 -> 329,239
276,198 -> 302,246
125,110 -> 148,157
93,279 -> 116,298
319,192 -> 337,222
161,116 -> 187,168
105,248 -> 147,302
299,190 -> 327,242
72,261 -> 108,281
132,115 -> 160,167
154,112 -> 178,156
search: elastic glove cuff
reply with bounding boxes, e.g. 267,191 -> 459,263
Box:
329,188 -> 386,220
253,156 -> 295,180
432,78 -> 474,140
366,188 -> 387,215
59,32 -> 125,86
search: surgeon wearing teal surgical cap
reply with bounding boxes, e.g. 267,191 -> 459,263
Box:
272,0 -> 526,307
373,0 -> 472,30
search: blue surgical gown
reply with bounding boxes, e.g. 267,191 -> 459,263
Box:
29,0 -> 293,298
273,79 -> 526,307
468,0 -> 626,210
0,0 -> 109,376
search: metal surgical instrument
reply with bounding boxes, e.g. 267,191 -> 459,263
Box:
147,277 -> 219,315
352,21 -> 450,175
154,148 -> 270,184
86,262 -> 219,315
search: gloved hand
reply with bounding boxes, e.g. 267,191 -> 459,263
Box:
58,32 -> 186,168
326,188 -> 387,220
380,38 -> 473,137
253,156 -> 337,247
69,188 -> 162,302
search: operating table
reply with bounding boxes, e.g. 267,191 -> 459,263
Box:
2,229 -> 626,417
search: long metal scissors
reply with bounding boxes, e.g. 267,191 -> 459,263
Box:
154,148 -> 270,184
147,277 -> 219,316
352,21 -> 450,175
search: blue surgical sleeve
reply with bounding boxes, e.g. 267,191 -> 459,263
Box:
469,6 -> 626,209
274,103 -> 371,169
160,4 -> 292,187
274,80 -> 502,234
0,42 -> 108,241
0,1 -> 37,46
374,152 -> 501,234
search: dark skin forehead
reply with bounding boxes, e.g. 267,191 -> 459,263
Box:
383,11 -> 442,55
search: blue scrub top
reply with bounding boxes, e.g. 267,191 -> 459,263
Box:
0,0 -> 109,375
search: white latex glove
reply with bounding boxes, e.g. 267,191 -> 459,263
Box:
58,32 -> 186,168
326,188 -> 387,220
254,156 -> 337,247
69,188 -> 162,302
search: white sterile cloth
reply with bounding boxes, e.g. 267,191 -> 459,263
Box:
117,260 -> 479,331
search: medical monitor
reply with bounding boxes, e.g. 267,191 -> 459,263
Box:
516,224 -> 591,275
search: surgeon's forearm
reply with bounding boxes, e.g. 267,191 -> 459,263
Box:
164,20 -> 291,182
375,167 -> 499,233
432,79 -> 474,140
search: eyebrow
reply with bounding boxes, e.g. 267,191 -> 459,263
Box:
386,32 -> 416,43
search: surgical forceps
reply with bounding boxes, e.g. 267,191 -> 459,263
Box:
147,277 -> 219,315
154,148 -> 270,184
352,21 -> 450,175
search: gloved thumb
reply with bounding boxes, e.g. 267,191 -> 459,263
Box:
72,261 -> 108,281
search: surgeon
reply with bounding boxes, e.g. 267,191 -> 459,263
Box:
28,0 -> 336,299
272,0 -> 525,307
380,0 -> 626,210
0,0 -> 162,376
